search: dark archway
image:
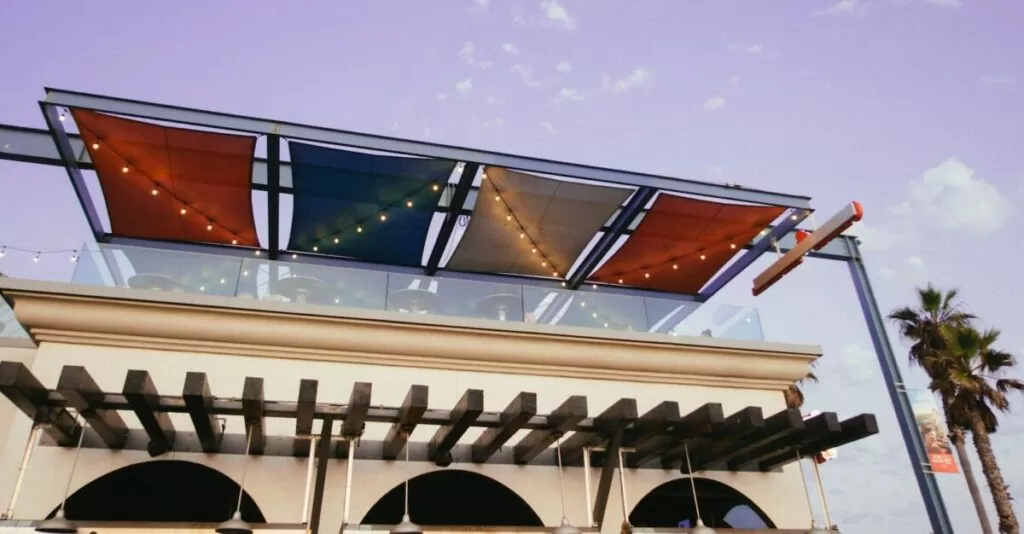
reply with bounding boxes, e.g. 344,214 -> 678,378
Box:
47,460 -> 266,523
629,478 -> 775,530
361,470 -> 543,526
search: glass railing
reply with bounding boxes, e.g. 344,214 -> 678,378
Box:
58,244 -> 766,342
0,292 -> 29,339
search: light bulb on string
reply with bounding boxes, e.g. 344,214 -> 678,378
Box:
70,251 -> 79,262
232,239 -> 238,245
58,113 -> 66,122
151,189 -> 158,196
699,254 -> 706,260
357,226 -> 363,233
206,224 -> 213,231
406,200 -> 413,208
312,246 -> 319,252
32,253 -> 40,263
333,238 -> 340,244
121,166 -> 129,174
91,142 -> 99,150
0,247 -> 6,258
380,214 -> 387,222
180,207 -> 187,216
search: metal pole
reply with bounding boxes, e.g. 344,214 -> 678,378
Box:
301,436 -> 318,524
616,448 -> 630,526
810,460 -> 833,528
343,439 -> 356,524
583,447 -> 594,526
3,425 -> 41,519
844,237 -> 953,534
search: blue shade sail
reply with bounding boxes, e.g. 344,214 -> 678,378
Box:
287,142 -> 456,266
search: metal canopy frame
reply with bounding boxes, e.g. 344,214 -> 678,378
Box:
0,89 -> 954,532
0,361 -> 877,531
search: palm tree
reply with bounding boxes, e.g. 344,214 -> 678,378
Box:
888,285 -> 993,533
785,368 -> 817,409
940,325 -> 1023,534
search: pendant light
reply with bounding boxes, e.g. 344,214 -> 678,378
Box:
216,428 -> 255,534
36,420 -> 87,534
795,451 -> 829,534
552,435 -> 581,534
390,439 -> 421,534
682,441 -> 716,534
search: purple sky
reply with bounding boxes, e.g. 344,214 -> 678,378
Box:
2,1 -> 1023,532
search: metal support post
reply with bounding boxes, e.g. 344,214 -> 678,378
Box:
845,237 -> 953,534
301,436 -> 318,524
266,133 -> 281,260
3,425 -> 41,519
583,447 -> 594,526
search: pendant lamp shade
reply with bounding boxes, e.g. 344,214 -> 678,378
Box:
552,516 -> 582,534
689,519 -> 717,534
390,514 -> 423,534
35,509 -> 77,534
216,511 -> 253,534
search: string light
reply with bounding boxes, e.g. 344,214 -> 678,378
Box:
302,176 -> 446,252
604,229 -> 766,285
76,121 -> 247,247
483,167 -> 564,280
0,245 -> 80,263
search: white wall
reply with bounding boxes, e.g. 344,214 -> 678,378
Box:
0,342 -> 813,533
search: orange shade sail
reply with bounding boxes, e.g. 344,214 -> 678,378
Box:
73,109 -> 259,247
590,194 -> 786,294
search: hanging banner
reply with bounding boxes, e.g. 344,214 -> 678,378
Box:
908,389 -> 959,474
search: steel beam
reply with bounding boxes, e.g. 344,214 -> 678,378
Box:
425,163 -> 478,275
567,187 -> 656,289
844,238 -> 953,534
698,208 -> 808,300
38,104 -> 105,239
42,88 -> 812,209
266,134 -> 281,259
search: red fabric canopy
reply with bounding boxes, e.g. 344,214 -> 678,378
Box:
590,194 -> 786,294
73,110 -> 259,247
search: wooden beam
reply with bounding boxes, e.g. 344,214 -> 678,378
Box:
472,392 -> 537,463
591,428 -> 623,528
514,395 -> 588,465
629,403 -> 724,467
57,365 -> 128,449
0,361 -> 78,445
383,385 -> 428,460
336,381 -> 372,458
429,389 -> 484,466
689,408 -> 802,471
293,379 -> 318,457
561,398 -> 638,465
123,369 -> 175,456
242,377 -> 266,455
308,416 -> 334,534
731,411 -> 841,471
183,372 -> 222,453
759,414 -> 879,470
659,406 -> 763,468
622,401 -> 680,449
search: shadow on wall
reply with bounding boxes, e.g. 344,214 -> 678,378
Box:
361,469 -> 544,526
47,460 -> 266,523
629,478 -> 775,530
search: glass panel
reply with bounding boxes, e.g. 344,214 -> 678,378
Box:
386,272 -> 524,322
73,244 -> 244,297
646,295 -> 764,342
240,258 -> 388,310
0,295 -> 29,339
524,286 -> 649,332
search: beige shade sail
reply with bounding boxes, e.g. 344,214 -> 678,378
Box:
446,166 -> 634,278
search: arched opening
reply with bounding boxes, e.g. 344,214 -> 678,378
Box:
47,460 -> 266,523
361,469 -> 543,526
629,478 -> 775,530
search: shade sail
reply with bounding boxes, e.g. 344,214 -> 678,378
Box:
73,109 -> 259,247
447,166 -> 633,278
590,194 -> 786,294
287,141 -> 455,266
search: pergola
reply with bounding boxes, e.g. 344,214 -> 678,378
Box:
0,88 -> 953,533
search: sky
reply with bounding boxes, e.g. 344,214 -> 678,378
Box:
1,1 -> 1023,532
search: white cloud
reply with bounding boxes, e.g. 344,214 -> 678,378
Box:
512,64 -> 542,87
981,75 -> 1015,87
502,43 -> 520,54
474,0 -> 490,7
703,95 -> 726,110
603,67 -> 654,94
841,344 -> 876,384
846,220 -> 907,252
925,0 -> 961,7
814,0 -> 865,16
541,0 -> 575,29
555,88 -> 584,102
436,92 -> 448,101
541,122 -> 558,135
458,41 -> 475,63
455,78 -> 473,94
900,158 -> 1012,235
746,44 -> 763,54
555,61 -> 573,73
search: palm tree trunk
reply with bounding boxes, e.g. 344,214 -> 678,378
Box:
970,413 -> 1020,534
942,396 -> 994,534
951,427 -> 994,534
